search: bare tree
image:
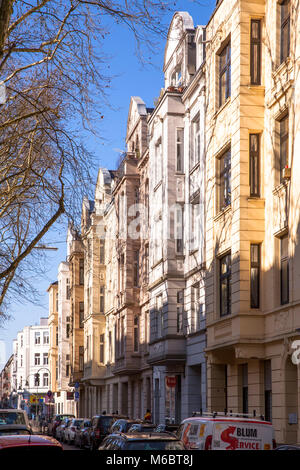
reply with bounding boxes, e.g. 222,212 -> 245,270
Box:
0,0 -> 182,311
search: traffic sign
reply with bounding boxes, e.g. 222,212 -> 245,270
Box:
166,376 -> 177,388
74,391 -> 80,401
75,382 -> 79,390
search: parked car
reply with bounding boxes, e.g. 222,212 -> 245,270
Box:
127,423 -> 156,434
0,434 -> 63,452
86,415 -> 116,451
0,409 -> 30,428
64,418 -> 84,444
99,432 -> 186,450
177,413 -> 276,450
74,419 -> 92,448
0,409 -> 32,433
109,419 -> 143,435
154,423 -> 179,435
48,414 -> 75,438
56,417 -> 73,441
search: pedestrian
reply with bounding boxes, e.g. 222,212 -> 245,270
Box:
144,409 -> 152,422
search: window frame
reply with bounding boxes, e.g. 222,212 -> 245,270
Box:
279,113 -> 289,183
250,244 -> 261,309
218,147 -> 231,211
219,253 -> 231,317
176,128 -> 184,173
280,234 -> 289,305
249,134 -> 260,197
280,0 -> 290,64
218,39 -> 231,108
250,19 -> 262,85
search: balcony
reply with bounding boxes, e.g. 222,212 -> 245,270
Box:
147,335 -> 186,366
112,355 -> 141,375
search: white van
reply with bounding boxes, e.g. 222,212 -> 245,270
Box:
177,413 -> 276,450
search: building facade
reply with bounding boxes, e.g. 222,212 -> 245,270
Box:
42,1 -> 300,446
204,0 -> 300,446
14,318 -> 50,416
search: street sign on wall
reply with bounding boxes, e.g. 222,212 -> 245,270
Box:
166,376 -> 177,388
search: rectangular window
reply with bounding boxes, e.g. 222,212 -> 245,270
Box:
34,353 -> 40,366
220,253 -> 231,317
66,278 -> 71,300
35,332 -> 40,345
279,114 -> 289,183
56,361 -> 58,380
134,316 -> 139,352
66,364 -> 70,377
250,19 -> 261,85
191,283 -> 201,333
280,0 -> 290,64
79,346 -> 84,372
176,290 -> 184,334
249,134 -> 260,197
100,240 -> 105,265
20,355 -> 23,367
175,205 -> 183,254
250,244 -> 260,308
43,353 -> 48,366
219,40 -> 231,107
154,141 -> 162,186
43,373 -> 48,387
56,293 -> 58,312
79,259 -> 84,285
56,326 -> 58,346
79,302 -> 84,328
145,244 -> 149,284
280,234 -> 289,305
43,331 -> 49,344
100,286 -> 105,313
100,334 -> 105,364
176,128 -> 184,172
21,336 -> 23,348
154,294 -> 163,340
66,319 -> 70,339
133,250 -> 139,287
219,147 -> 231,210
190,118 -> 200,168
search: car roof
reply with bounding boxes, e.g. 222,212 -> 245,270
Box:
0,410 -> 26,414
0,425 -> 29,430
0,435 -> 62,448
109,432 -> 180,441
181,416 -> 272,425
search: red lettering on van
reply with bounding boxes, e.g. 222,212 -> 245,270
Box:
221,426 -> 239,450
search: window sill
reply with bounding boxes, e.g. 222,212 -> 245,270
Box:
151,258 -> 163,269
189,161 -> 200,175
273,57 -> 292,80
214,204 -> 231,222
214,97 -> 231,119
154,180 -> 162,192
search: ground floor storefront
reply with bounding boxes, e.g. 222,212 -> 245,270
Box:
206,338 -> 300,445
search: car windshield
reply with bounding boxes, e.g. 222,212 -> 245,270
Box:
0,413 -> 26,425
100,417 -> 114,430
126,440 -> 185,450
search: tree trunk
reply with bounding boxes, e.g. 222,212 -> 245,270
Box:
0,0 -> 14,59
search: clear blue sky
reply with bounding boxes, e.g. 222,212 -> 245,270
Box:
0,0 -> 216,368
